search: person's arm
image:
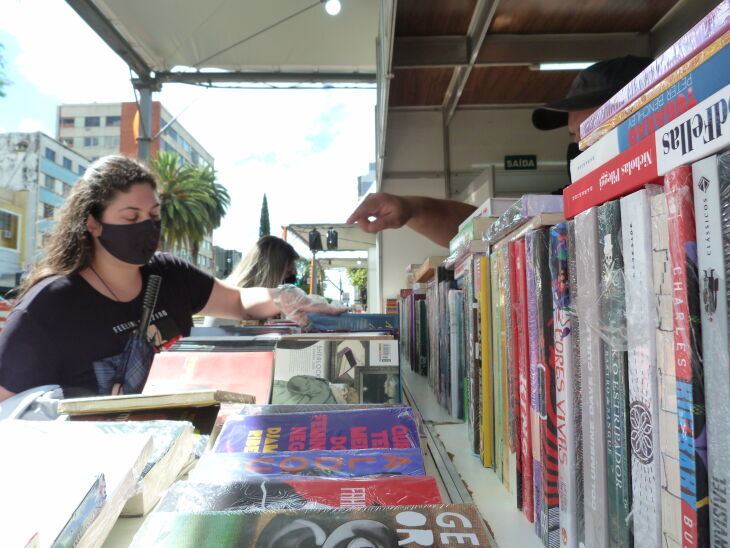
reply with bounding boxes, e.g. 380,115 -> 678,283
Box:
346,193 -> 476,247
0,385 -> 15,403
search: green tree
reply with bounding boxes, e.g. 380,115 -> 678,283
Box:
347,268 -> 367,294
259,194 -> 270,237
150,151 -> 229,262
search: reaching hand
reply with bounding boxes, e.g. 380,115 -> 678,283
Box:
346,192 -> 413,234
273,285 -> 348,330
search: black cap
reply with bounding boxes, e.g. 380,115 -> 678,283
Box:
532,55 -> 653,131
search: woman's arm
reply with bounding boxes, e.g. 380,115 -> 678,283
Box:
0,385 -> 15,403
199,279 -> 278,320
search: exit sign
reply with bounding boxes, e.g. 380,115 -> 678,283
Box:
504,155 -> 537,170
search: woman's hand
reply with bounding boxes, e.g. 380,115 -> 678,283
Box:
273,285 -> 348,330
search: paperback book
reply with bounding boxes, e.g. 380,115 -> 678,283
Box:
478,254 -> 495,468
307,313 -> 399,335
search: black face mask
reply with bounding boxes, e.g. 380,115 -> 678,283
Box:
283,274 -> 298,285
98,219 -> 161,265
566,142 -> 581,183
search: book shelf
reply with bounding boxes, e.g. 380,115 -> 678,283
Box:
401,364 -> 542,548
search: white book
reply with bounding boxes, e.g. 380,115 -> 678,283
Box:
574,207 -> 609,548
692,152 -> 730,548
620,186 -> 663,547
650,192 -> 683,548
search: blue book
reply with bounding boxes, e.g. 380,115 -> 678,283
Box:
308,313 -> 399,333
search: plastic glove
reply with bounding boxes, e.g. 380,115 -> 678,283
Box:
273,284 -> 348,330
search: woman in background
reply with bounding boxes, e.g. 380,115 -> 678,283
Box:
203,236 -> 299,327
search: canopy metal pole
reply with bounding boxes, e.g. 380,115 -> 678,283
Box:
137,85 -> 154,162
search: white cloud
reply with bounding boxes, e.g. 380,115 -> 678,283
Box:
16,118 -> 47,134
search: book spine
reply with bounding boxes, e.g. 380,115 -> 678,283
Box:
620,186 -> 663,547
480,255 -> 495,468
515,238 -> 535,522
566,220 -> 585,547
565,83 -> 730,219
499,243 -> 514,496
550,222 -> 582,548
664,166 -> 709,548
448,289 -> 464,419
464,255 -> 482,454
598,200 -> 632,548
575,207 -> 609,548
491,250 -> 504,479
692,152 -> 730,548
533,228 -> 560,548
508,241 -> 523,510
650,191 -> 683,548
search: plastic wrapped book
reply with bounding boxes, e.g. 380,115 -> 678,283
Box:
483,194 -> 564,245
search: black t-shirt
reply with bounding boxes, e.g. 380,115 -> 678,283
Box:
0,253 -> 215,397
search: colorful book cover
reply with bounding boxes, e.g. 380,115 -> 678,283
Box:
214,408 -> 420,454
448,289 -> 465,419
513,238 -> 534,523
272,339 -> 400,405
693,151 -> 730,547
438,267 -> 456,410
498,243 -> 514,497
664,166 -> 710,548
531,227 -> 560,548
307,313 -> 399,334
525,231 -> 543,535
479,254 -> 495,468
650,191 -> 683,548
463,254 -> 482,454
144,351 -> 275,405
189,448 -> 427,482
131,504 -> 492,547
550,222 -> 583,548
240,403 -> 407,416
620,186 -> 663,547
491,249 -> 504,480
156,477 -> 442,512
597,200 -> 632,548
508,241 -> 524,512
575,207 -> 609,548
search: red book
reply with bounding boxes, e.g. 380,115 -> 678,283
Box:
143,351 -> 275,406
508,241 -> 524,510
513,238 -> 534,522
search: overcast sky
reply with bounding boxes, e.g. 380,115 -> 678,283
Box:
0,0 -> 376,263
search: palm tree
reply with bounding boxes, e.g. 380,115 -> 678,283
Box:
150,151 -> 229,262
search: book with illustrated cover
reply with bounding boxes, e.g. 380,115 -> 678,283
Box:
156,477 -> 442,511
508,240 -> 524,512
664,166 -> 709,548
448,289 -> 465,419
437,267 -> 456,411
130,504 -> 492,547
479,254 -> 494,468
650,191 -> 683,548
693,151 -> 730,548
620,186 -> 663,547
575,207 -> 609,548
498,243 -> 515,501
550,222 -> 583,548
597,200 -> 632,548
189,448 -> 427,482
272,338 -> 400,406
490,249 -> 504,482
214,408 -> 420,454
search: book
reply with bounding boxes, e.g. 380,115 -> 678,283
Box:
549,222 -> 583,548
239,403 -> 407,415
664,166 -> 710,548
414,256 -> 448,283
447,289 -> 465,419
458,196 -> 516,230
307,313 -> 399,334
620,186 -> 663,547
155,477 -> 443,511
213,408 -> 420,453
130,504 -> 492,547
484,194 -> 564,245
564,82 -> 730,219
692,151 -> 730,547
650,191 -> 683,548
143,351 -> 275,406
189,325 -> 298,336
490,249 -> 504,481
575,207 -> 609,548
189,448 -> 427,482
461,254 -> 482,454
507,240 -> 523,512
272,338 -> 400,405
478,254 -> 495,468
438,267 -> 456,411
169,335 -> 279,352
449,217 -> 496,254
597,200 -> 632,548
59,389 -> 254,413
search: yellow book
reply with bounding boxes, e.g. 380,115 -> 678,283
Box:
479,255 -> 494,468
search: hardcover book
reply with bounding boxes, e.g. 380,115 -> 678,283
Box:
131,504 -> 492,547
189,448 -> 427,482
213,408 -> 420,454
620,186 -> 663,547
575,207 -> 609,548
156,477 -> 442,511
664,166 -> 710,548
597,200 -> 632,548
479,254 -> 495,468
692,151 -> 730,548
490,250 -> 505,482
508,240 -> 524,512
307,313 -> 399,334
650,191 -> 683,548
448,289 -> 465,419
498,244 -> 513,497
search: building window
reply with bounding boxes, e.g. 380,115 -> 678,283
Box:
43,203 -> 54,219
0,210 -> 20,250
62,183 -> 72,197
44,175 -> 55,191
60,117 -> 74,127
61,138 -> 73,146
105,116 -> 121,126
62,157 -> 72,170
104,135 -> 120,147
78,165 -> 86,175
44,148 -> 56,162
84,116 -> 100,127
83,137 -> 99,147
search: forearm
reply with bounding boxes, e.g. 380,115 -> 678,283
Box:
240,287 -> 280,320
403,196 -> 476,247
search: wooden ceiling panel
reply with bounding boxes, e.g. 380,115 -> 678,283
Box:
389,68 -> 454,107
395,0 -> 477,37
488,0 -> 679,34
458,66 -> 578,105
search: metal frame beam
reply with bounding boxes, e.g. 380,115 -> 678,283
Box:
393,36 -> 469,68
151,71 -> 376,85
